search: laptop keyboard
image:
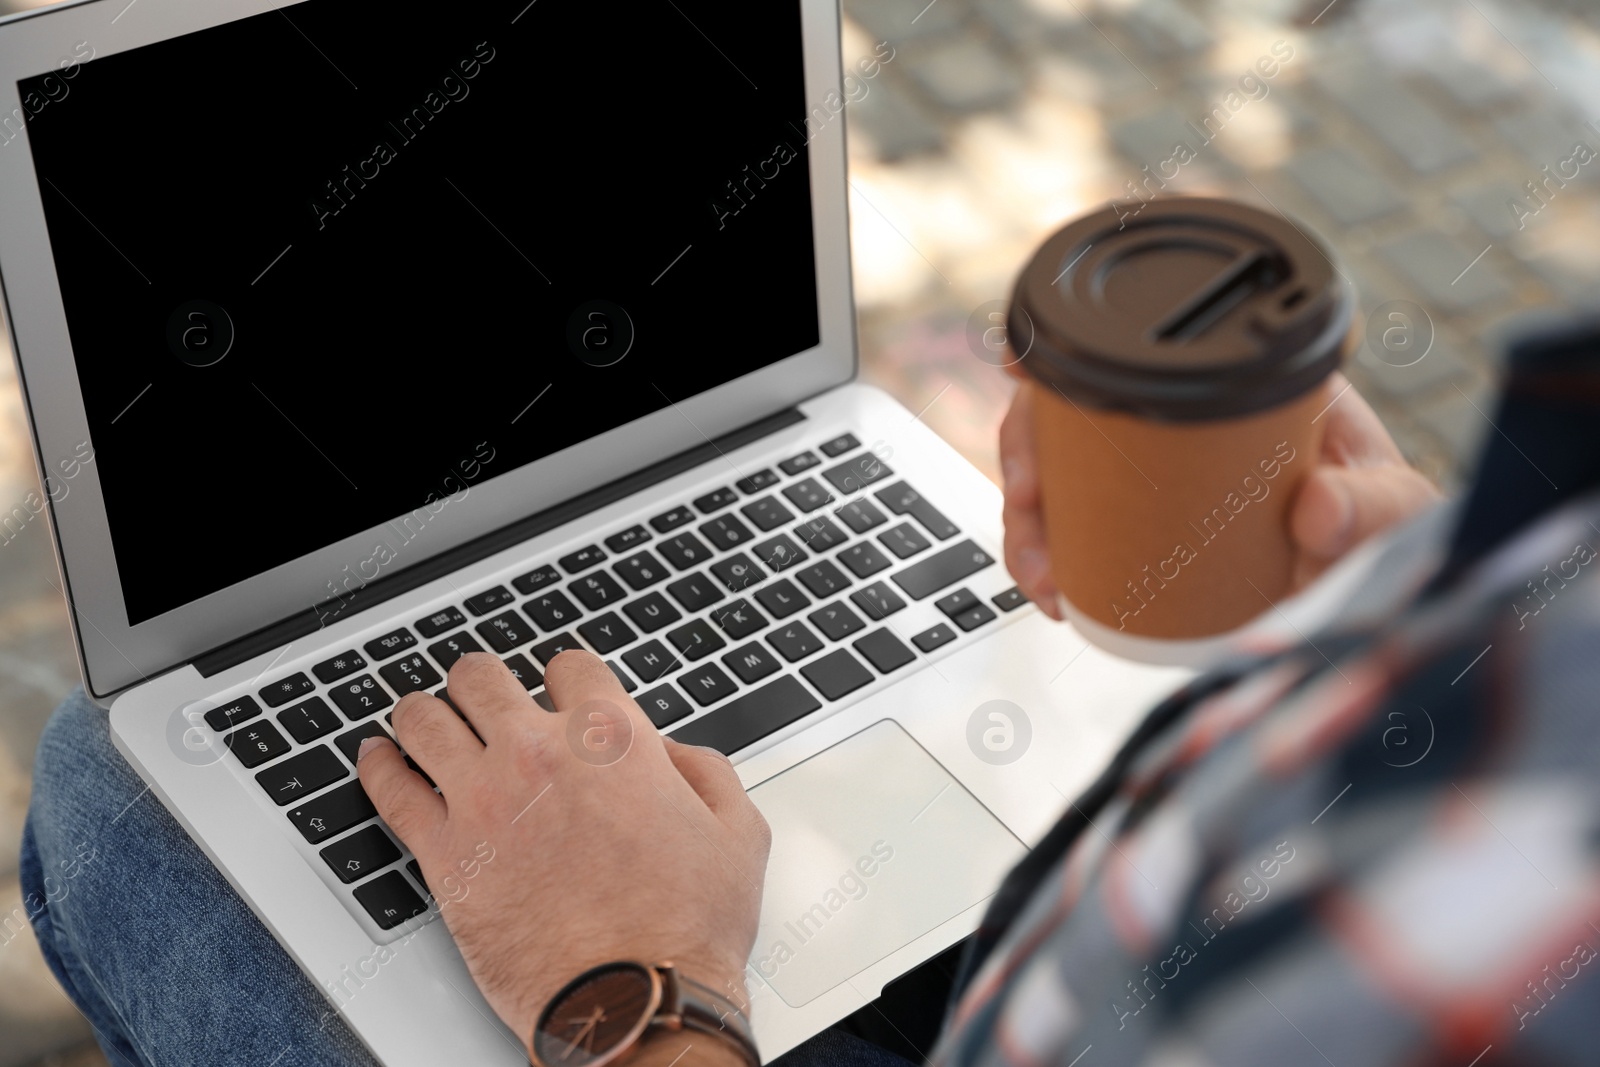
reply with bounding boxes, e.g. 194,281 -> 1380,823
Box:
203,432 -> 1025,932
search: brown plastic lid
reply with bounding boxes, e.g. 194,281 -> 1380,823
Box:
1010,196 -> 1353,421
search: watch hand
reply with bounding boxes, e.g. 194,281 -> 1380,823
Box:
560,1006 -> 607,1061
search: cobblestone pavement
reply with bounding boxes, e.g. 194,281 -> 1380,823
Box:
2,0 -> 1598,1062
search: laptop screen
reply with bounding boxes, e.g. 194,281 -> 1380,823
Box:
17,0 -> 820,625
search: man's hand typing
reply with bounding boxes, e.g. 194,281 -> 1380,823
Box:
355,650 -> 771,1061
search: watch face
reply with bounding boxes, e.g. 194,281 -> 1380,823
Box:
535,963 -> 658,1067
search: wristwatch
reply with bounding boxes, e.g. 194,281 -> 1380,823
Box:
530,960 -> 759,1067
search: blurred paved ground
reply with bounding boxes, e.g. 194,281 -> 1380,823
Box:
2,0 -> 1599,1063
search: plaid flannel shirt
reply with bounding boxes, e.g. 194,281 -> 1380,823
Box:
931,324 -> 1600,1067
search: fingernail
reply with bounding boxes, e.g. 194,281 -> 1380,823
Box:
1018,547 -> 1050,588
1001,459 -> 1022,494
357,736 -> 386,762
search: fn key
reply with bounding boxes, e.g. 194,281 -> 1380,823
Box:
352,871 -> 428,930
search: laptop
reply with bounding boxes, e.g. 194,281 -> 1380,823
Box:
0,0 -> 1207,1060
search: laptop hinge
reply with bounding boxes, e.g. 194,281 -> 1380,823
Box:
193,406 -> 807,677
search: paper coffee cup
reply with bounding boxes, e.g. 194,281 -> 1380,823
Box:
1010,197 -> 1355,640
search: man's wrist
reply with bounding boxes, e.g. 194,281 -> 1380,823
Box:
524,959 -> 756,1067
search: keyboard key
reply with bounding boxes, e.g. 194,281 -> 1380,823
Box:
668,675 -> 821,755
427,632 -> 484,671
767,620 -> 823,662
330,675 -> 394,720
570,570 -> 627,611
531,632 -> 582,666
835,499 -> 888,534
678,663 -> 738,706
820,432 -> 860,458
503,653 -> 543,690
735,469 -> 781,493
205,696 -> 261,732
666,619 -> 727,662
363,629 -> 417,663
260,672 -> 316,708
637,684 -> 693,728
892,540 -> 995,600
797,559 -> 852,598
912,623 -> 957,652
614,550 -> 670,591
578,612 -> 637,654
657,531 -> 713,571
558,545 -> 607,574
755,578 -> 810,620
335,722 -> 390,766
809,601 -> 866,641
532,690 -> 556,712
694,487 -> 740,513
512,564 -> 562,596
313,650 -> 368,684
709,599 -> 768,640
742,496 -> 795,532
801,648 -> 874,701
850,581 -> 906,621
256,746 -> 347,806
622,592 -> 682,633
936,588 -> 981,619
475,611 -> 534,653
623,640 -> 683,684
604,525 -> 652,553
379,652 -> 443,696
821,453 -> 894,495
650,505 -> 696,532
353,871 -> 428,930
793,515 -> 848,552
854,630 -> 915,674
278,697 -> 339,745
322,825 -> 401,884
838,542 -> 893,579
876,481 -> 961,541
463,585 -> 516,617
666,572 -> 725,612
722,641 -> 781,684
288,781 -> 377,844
993,587 -> 1028,612
606,660 -> 637,693
778,451 -> 821,475
525,590 -> 582,631
710,552 -> 766,593
955,604 -> 998,631
782,477 -> 834,513
699,514 -> 755,550
878,522 -> 932,559
415,607 -> 467,639
751,533 -> 808,572
226,721 -> 291,768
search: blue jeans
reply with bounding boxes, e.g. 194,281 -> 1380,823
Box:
21,690 -> 914,1067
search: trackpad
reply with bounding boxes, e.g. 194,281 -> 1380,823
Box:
747,720 -> 1025,1007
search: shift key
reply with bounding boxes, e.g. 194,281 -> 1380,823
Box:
288,780 -> 377,844
891,540 -> 994,600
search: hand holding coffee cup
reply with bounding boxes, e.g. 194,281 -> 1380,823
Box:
1001,197 -> 1438,640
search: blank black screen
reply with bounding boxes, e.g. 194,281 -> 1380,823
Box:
19,0 -> 820,623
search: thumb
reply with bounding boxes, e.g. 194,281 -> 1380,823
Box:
1291,463 -> 1441,563
663,738 -> 746,815
662,739 -> 770,850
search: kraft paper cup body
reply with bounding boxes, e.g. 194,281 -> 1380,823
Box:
1035,377 -> 1331,639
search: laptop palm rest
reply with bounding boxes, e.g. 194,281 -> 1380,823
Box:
746,719 -> 1026,1007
